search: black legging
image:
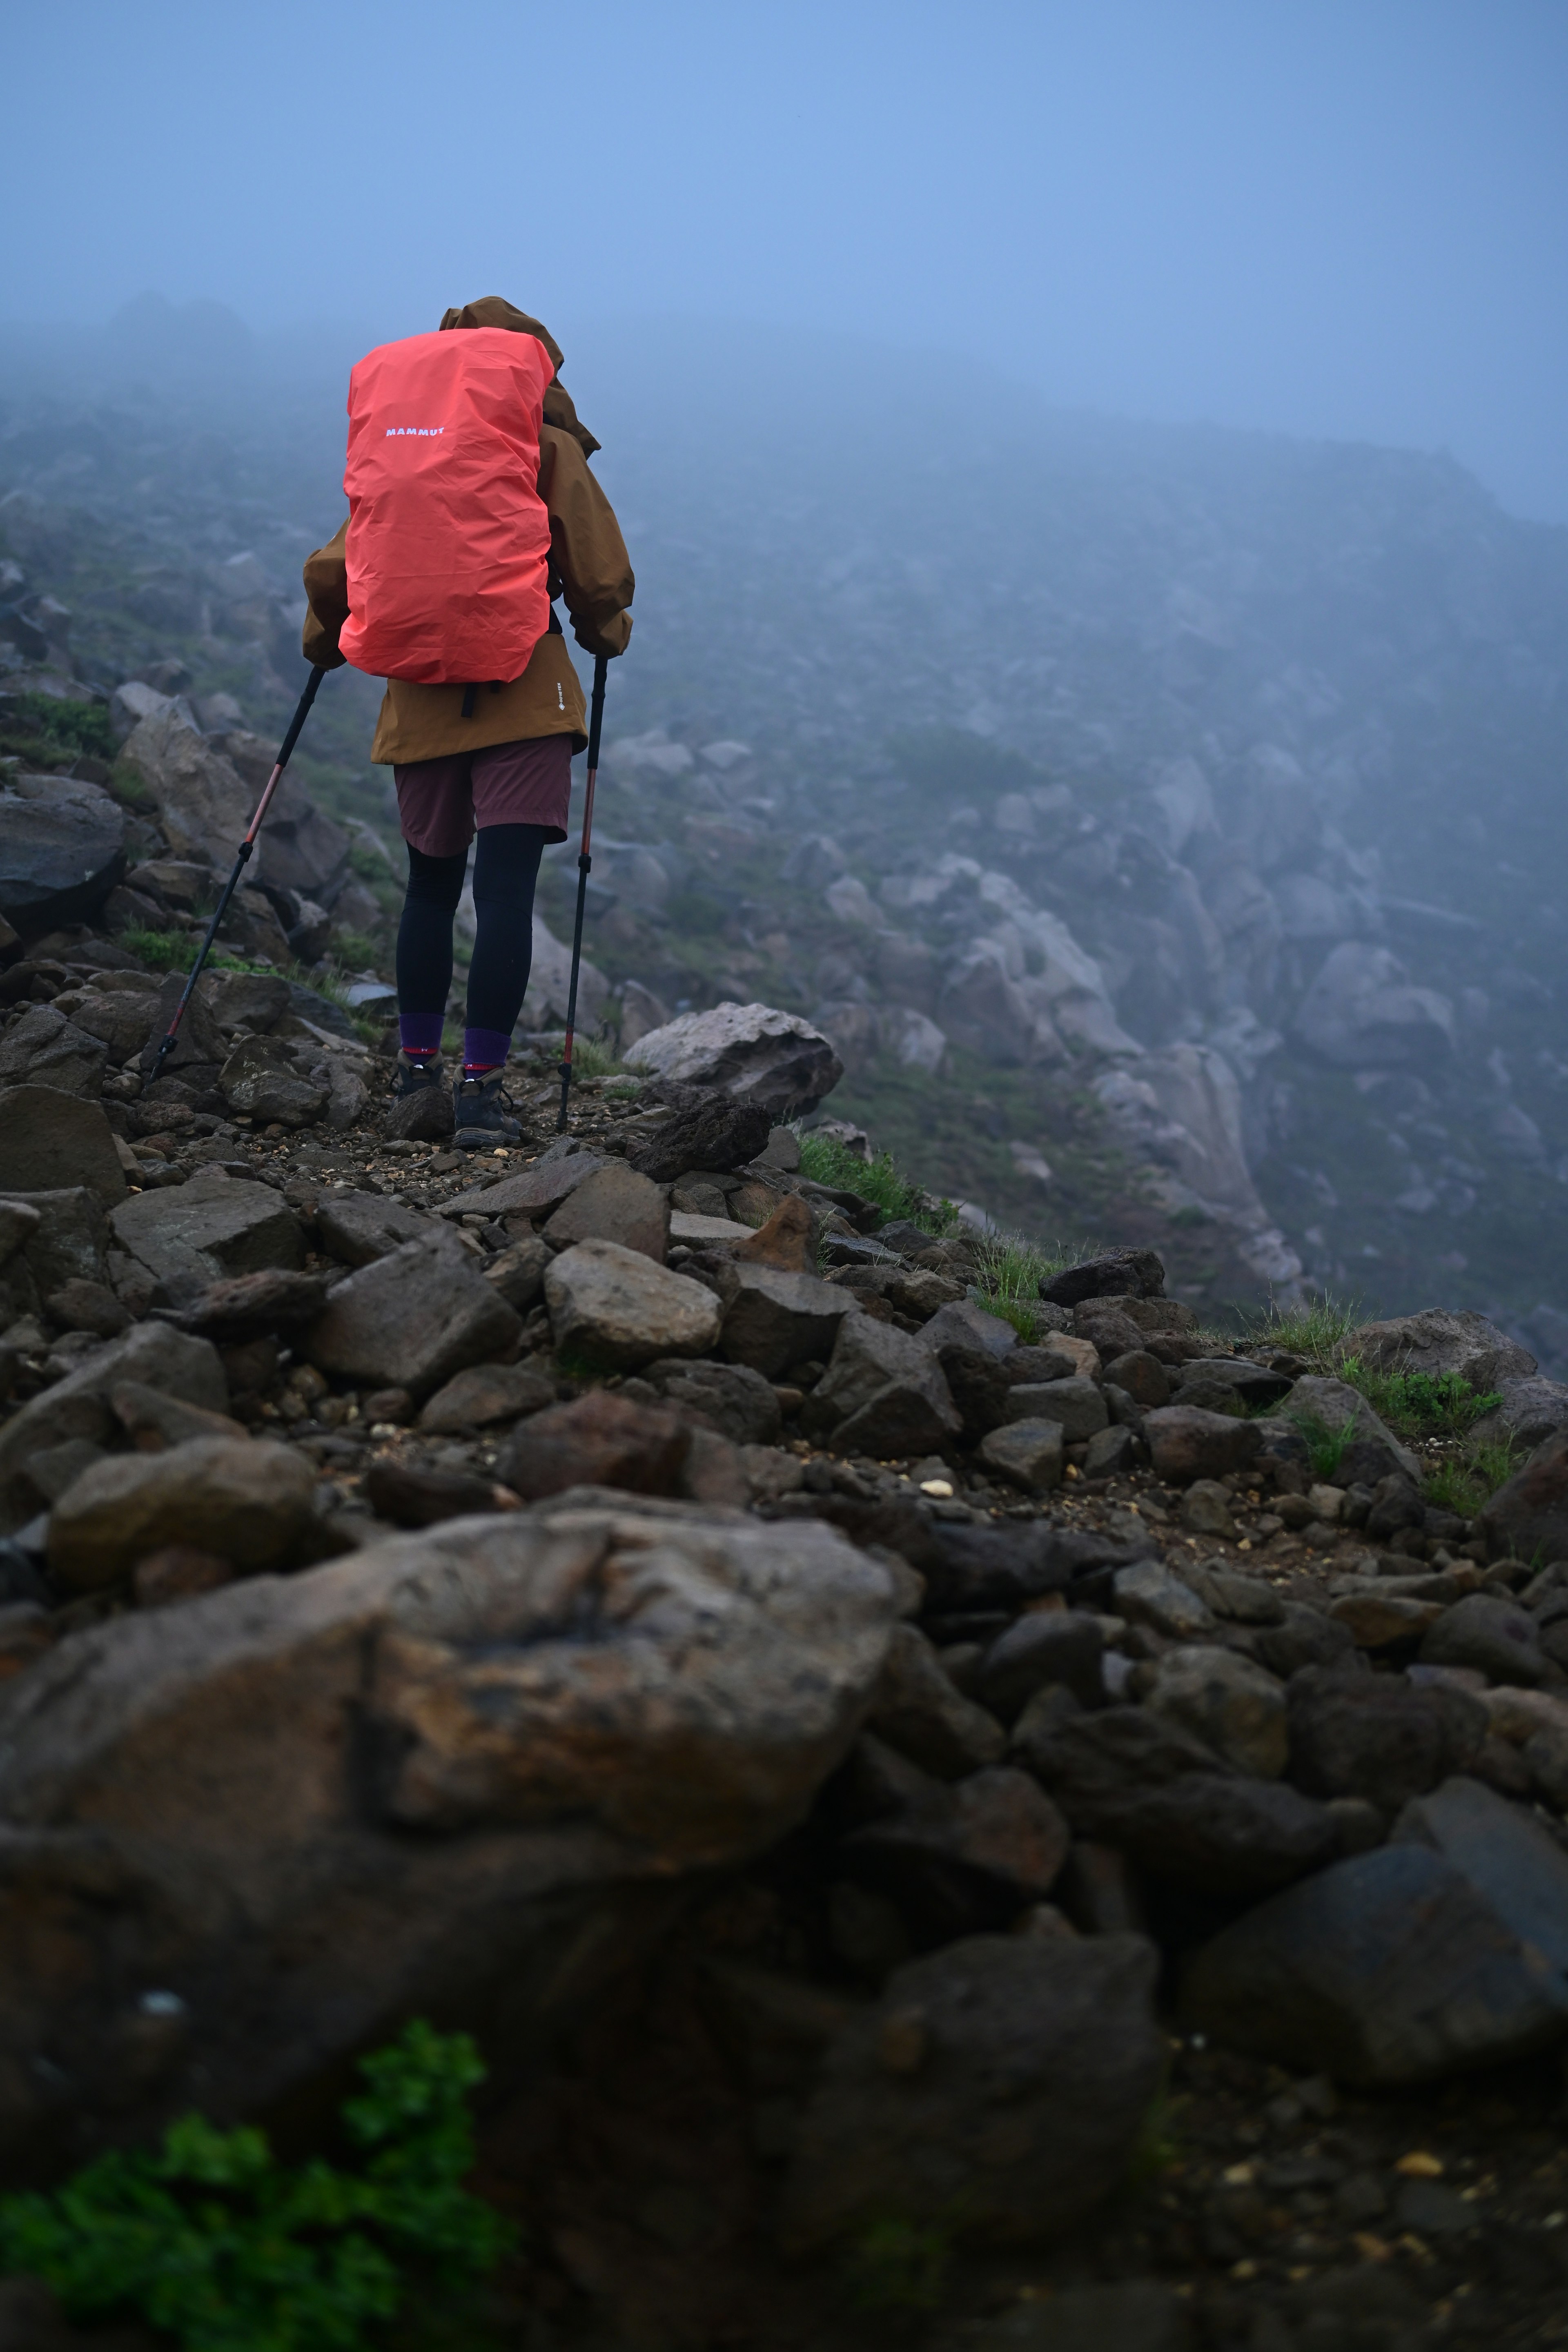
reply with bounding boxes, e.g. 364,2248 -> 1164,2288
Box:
396,824 -> 546,1050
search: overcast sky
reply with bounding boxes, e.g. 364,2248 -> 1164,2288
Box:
6,0 -> 1567,520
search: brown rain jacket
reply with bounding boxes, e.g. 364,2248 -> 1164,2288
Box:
301,298 -> 634,765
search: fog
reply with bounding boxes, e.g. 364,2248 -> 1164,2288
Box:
4,0 -> 1568,520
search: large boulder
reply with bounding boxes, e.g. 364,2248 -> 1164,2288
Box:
46,1437 -> 319,1592
813,1313 -> 961,1457
0,1093 -> 125,1206
0,1498 -> 894,2165
778,1933 -> 1163,2248
1179,1844 -> 1568,2084
118,708 -> 346,903
544,1237 -> 722,1370
110,1167 -> 307,1305
1345,1309 -> 1536,1395
0,772 -> 125,938
624,1001 -> 844,1117
1477,1428 -> 1568,1564
1292,942 -> 1454,1070
0,1005 -> 109,1100
0,1321 -> 226,1532
304,1227 -> 522,1396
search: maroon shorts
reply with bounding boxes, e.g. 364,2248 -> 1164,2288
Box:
394,734 -> 573,857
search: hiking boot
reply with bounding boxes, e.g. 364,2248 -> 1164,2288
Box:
453,1069 -> 521,1149
393,1049 -> 445,1100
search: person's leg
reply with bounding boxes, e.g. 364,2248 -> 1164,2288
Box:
463,822 -> 548,1069
395,843 -> 468,1066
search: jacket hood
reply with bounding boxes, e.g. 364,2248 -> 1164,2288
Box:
439,296 -> 600,457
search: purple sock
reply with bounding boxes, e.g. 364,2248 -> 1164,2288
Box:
463,1027 -> 511,1072
399,1013 -> 443,1058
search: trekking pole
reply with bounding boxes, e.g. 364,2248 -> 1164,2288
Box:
148,665 -> 328,1080
557,651 -> 610,1132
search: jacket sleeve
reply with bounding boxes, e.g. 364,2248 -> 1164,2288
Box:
537,425 -> 635,658
301,518 -> 350,669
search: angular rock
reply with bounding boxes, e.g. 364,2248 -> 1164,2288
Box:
171,1267 -> 331,1339
1175,1355 -> 1294,1408
1069,1301 -> 1147,1363
1142,1405 -> 1262,1483
316,1192 -> 434,1266
0,771 -> 125,937
717,1262 -> 858,1379
1179,1844 -> 1568,2084
1477,1427 -> 1568,1565
206,971 -> 293,1035
305,1227 -> 521,1396
69,984 -> 163,1066
497,1390 -> 693,1500
218,1036 -> 328,1127
815,1313 -> 961,1457
0,1004 -> 108,1100
1112,1560 -> 1214,1641
1003,1375 -> 1106,1440
542,1162 -> 669,1261
1248,1600 -> 1360,1679
436,1152 -> 606,1223
868,1622 -> 1007,1779
1470,1375 -> 1568,1453
107,1381 -> 247,1451
1393,1775 -> 1568,1976
918,1297 -> 1018,1359
1179,1478 -> 1236,1537
1292,941 -> 1455,1071
623,1085 -> 773,1181
44,1278 -> 129,1339
642,1356 -> 782,1446
137,970 -> 229,1076
1183,1560 -> 1286,1626
0,1089 -> 126,1206
727,1190 -> 814,1272
934,1343 -> 1011,1441
47,1437 -> 318,1592
980,1611 -> 1104,1722
841,1767 -> 1071,1938
1100,1348 -> 1170,1408
417,1361 -> 555,1433
0,1321 -> 226,1533
779,1932 -> 1164,2248
1419,1591 -> 1547,1687
1286,1664 -> 1487,1812
483,1231 -> 552,1312
979,1419 -> 1064,1495
0,1186 -> 109,1293
624,1001 -> 844,1118
0,1500 -> 893,2158
364,1459 -> 513,1528
1038,1248 -> 1166,1309
111,1168 -> 305,1304
1084,1424 -> 1138,1478
383,1077 -> 454,1142
1143,1645 -> 1289,1778
1281,1373 -> 1420,1480
1347,1308 -> 1536,1396
545,1237 -> 722,1371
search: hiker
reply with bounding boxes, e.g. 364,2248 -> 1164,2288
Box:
299,297 -> 633,1147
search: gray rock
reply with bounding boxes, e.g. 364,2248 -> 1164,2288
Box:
841,1766 -> 1071,1938
0,1321 -> 226,1533
0,1186 -> 109,1292
1003,1375 -> 1106,1440
1173,1355 -> 1293,1408
815,1313 -> 962,1457
980,1611 -> 1104,1721
0,1004 -> 108,1099
643,1356 -> 783,1446
1477,1426 -> 1568,1565
120,707 -> 347,901
1179,1478 -> 1236,1537
316,1192 -> 434,1266
1143,1645 -> 1289,1778
1142,1405 -> 1263,1483
979,1419 -> 1064,1495
218,1036 -> 329,1127
1470,1375 -> 1568,1453
779,1932 -> 1164,2247
1183,1560 -> 1286,1626
1292,941 -> 1454,1070
69,984 -> 163,1065
624,1000 -> 844,1117
0,771 -> 125,936
306,1227 -> 522,1395
435,1152 -> 607,1223
1281,1373 -> 1420,1480
918,1298 -> 1018,1359
717,1262 -> 859,1379
1038,1248 -> 1166,1308
111,1167 -> 305,1305
0,1201 -> 41,1270
1285,1665 -> 1487,1812
868,1622 -> 1007,1779
482,1232 -> 552,1313
1083,1424 -> 1138,1477
47,1437 -> 318,1592
1347,1308 -> 1536,1396
170,1267 -> 330,1339
541,1162 -> 670,1261
1099,1348 -> 1170,1407
1420,1591 -> 1547,1686
416,1361 -> 556,1433
0,1499 -> 893,2160
622,1087 -> 772,1182
44,1278 -> 129,1339
206,971 -> 293,1035
1179,1844 -> 1568,2083
546,1236 -> 723,1370
1112,1560 -> 1214,1641
137,970 -> 229,1076
1392,1775 -> 1568,1976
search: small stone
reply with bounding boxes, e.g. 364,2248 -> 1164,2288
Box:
623,1086 -> 773,1181
218,1036 -> 328,1127
1143,1405 -> 1262,1484
108,1381 -> 248,1451
814,1314 -> 962,1458
111,1167 -> 306,1305
1391,1773 -> 1568,1974
47,1437 -> 318,1591
1180,1478 -> 1236,1538
545,1237 -> 723,1370
0,1321 -> 227,1533
1039,1248 -> 1166,1308
417,1361 -> 556,1433
1143,1645 -> 1289,1778
1004,1375 -> 1107,1441
1112,1559 -> 1214,1641
362,1386 -> 412,1425
316,1193 -> 433,1266
842,1766 -> 1071,1938
723,1191 -> 815,1271
1098,1348 -> 1170,1408
979,1611 -> 1105,1721
1182,1560 -> 1285,1625
363,1458 -> 516,1528
44,1277 -> 130,1339
482,1232 -> 552,1312
497,1389 -> 692,1501
383,1077 -> 455,1142
436,1152 -> 606,1224
1083,1424 -> 1138,1479
173,1267 -> 331,1338
1328,1590 -> 1446,1647
979,1418 -> 1064,1495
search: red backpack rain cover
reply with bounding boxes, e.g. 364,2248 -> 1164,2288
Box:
339,326 -> 554,685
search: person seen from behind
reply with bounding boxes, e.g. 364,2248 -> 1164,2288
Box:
300,296 -> 633,1149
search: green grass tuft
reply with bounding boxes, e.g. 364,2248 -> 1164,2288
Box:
0,690 -> 117,771
1423,1439 -> 1520,1518
1337,1358 -> 1501,1442
1243,1292 -> 1362,1374
1280,1408 -> 1361,1481
795,1131 -> 957,1232
971,1230 -> 1094,1343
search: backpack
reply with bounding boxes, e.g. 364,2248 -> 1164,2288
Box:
338,326 -> 554,686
